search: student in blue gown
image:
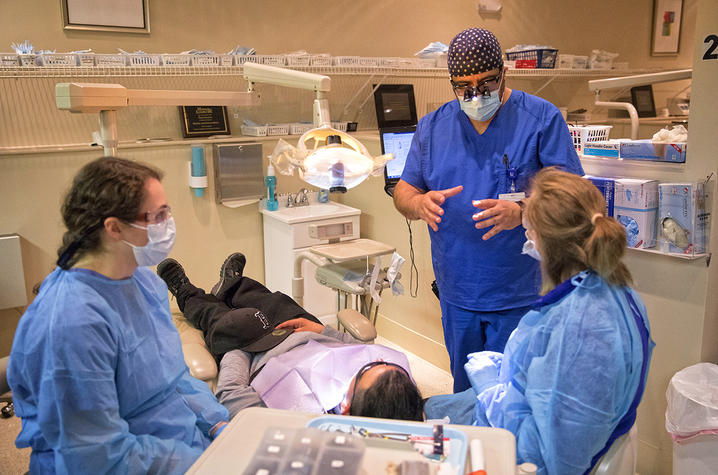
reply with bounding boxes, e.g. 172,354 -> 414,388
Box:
425,168 -> 654,475
8,157 -> 229,474
393,28 -> 584,392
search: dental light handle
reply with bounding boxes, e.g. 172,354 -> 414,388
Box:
189,146 -> 208,197
99,110 -> 118,156
469,439 -> 486,475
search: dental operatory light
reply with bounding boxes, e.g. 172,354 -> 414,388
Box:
55,63 -> 392,192
587,69 -> 692,140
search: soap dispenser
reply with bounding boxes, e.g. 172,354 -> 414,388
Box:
265,164 -> 279,211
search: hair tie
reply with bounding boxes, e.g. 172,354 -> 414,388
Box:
591,213 -> 603,225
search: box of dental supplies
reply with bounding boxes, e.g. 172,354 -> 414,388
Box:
619,140 -> 687,163
585,175 -> 615,217
614,179 -> 658,248
659,183 -> 710,255
583,140 -> 621,158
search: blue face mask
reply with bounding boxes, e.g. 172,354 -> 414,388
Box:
521,230 -> 542,261
459,88 -> 502,122
123,217 -> 176,267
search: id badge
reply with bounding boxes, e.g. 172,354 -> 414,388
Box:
499,192 -> 526,202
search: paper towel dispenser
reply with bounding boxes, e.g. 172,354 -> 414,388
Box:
212,142 -> 264,206
0,234 -> 27,309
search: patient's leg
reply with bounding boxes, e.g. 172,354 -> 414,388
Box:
216,349 -> 266,419
228,276 -> 322,325
182,292 -> 232,335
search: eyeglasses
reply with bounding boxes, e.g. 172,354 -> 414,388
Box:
451,71 -> 503,101
140,206 -> 172,225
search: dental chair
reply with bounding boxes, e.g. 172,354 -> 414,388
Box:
173,307 -> 375,390
173,313 -> 219,391
590,424 -> 638,475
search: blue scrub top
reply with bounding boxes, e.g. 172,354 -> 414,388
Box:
401,92 -> 584,310
8,267 -> 228,474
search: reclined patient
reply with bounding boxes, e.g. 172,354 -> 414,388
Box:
157,253 -> 423,421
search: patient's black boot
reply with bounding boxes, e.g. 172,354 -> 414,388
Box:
211,252 -> 247,300
157,258 -> 199,311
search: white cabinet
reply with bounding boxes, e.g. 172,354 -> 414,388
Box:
260,203 -> 360,323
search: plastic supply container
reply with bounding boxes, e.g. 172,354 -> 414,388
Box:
505,48 -> 558,69
0,53 -> 19,66
76,53 -> 95,67
310,54 -> 332,67
557,54 -> 574,69
290,122 -> 313,135
241,124 -> 268,136
568,125 -> 612,153
267,124 -> 290,136
161,54 -> 192,67
666,363 -> 718,475
286,54 -> 310,67
333,56 -> 359,67
126,54 -> 161,67
37,53 -> 77,67
572,55 -> 589,69
95,54 -> 126,67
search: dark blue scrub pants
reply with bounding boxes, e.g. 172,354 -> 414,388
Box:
440,301 -> 531,393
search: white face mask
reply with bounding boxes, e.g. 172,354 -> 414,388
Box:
521,230 -> 542,261
459,88 -> 502,122
123,217 -> 176,267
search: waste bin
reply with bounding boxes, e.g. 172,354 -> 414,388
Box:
665,362 -> 718,475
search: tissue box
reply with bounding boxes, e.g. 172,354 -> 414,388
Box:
614,179 -> 658,248
585,175 -> 615,217
619,140 -> 687,163
659,183 -> 710,255
584,140 -> 621,158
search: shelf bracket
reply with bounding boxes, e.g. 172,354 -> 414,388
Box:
533,75 -> 557,96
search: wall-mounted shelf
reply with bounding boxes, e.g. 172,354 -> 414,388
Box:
0,64 -> 670,80
626,246 -> 710,264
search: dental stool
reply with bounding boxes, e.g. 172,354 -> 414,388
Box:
173,313 -> 218,391
590,424 -> 638,475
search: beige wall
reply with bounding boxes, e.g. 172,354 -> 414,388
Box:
1,1 -> 712,474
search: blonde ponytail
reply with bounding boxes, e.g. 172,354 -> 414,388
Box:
526,168 -> 633,290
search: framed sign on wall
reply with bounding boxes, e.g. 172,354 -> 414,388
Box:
61,0 -> 150,34
651,0 -> 683,56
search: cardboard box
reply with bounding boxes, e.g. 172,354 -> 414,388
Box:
585,175 -> 615,217
614,179 -> 658,248
584,140 -> 621,158
619,140 -> 687,163
659,183 -> 710,255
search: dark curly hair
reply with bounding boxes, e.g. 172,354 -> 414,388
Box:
56,157 -> 162,269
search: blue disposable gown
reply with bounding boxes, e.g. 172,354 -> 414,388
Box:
467,271 -> 654,475
8,267 -> 228,474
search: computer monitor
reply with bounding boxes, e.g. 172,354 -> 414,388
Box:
373,84 -> 418,129
380,125 -> 416,196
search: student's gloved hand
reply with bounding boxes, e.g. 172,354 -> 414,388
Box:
276,318 -> 324,334
465,351 -> 503,394
472,199 -> 522,240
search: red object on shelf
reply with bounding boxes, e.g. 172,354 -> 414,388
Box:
515,59 -> 537,69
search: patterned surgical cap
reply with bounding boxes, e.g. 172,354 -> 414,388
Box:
447,28 -> 503,77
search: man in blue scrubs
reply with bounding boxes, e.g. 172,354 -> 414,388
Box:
393,28 -> 583,392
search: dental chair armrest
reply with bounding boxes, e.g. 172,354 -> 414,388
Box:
337,309 -> 377,343
172,313 -> 218,389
